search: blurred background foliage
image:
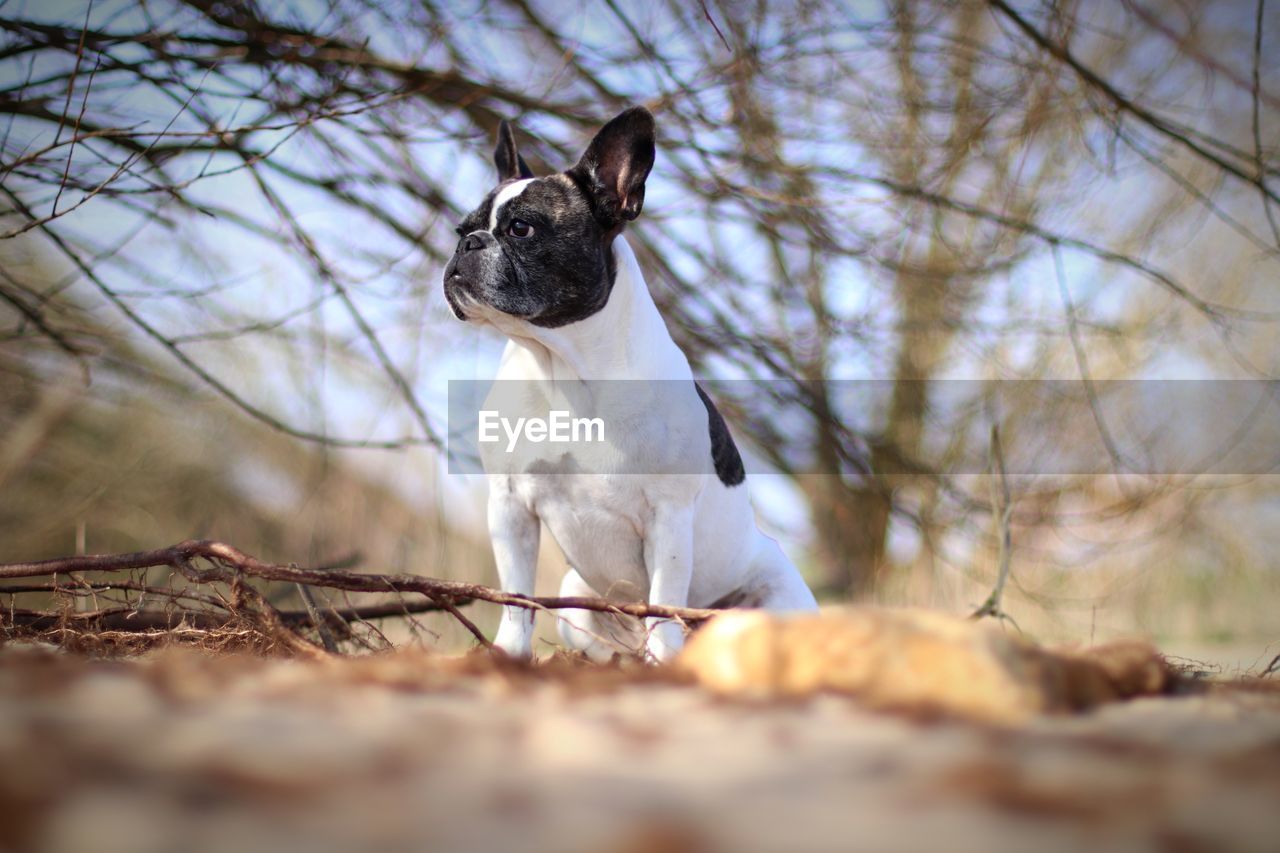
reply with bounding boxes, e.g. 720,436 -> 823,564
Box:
1,0 -> 1277,657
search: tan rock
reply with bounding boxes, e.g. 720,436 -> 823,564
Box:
677,608 -> 1170,723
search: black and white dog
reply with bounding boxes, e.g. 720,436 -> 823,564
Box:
444,107 -> 817,662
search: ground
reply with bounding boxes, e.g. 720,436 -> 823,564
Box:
1,644 -> 1278,853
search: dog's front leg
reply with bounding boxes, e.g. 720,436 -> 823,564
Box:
488,478 -> 540,658
643,503 -> 695,663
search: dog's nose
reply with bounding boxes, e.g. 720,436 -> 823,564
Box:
459,231 -> 494,254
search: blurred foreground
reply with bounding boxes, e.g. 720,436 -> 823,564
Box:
1,638 -> 1278,853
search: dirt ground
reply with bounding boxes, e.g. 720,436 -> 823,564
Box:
1,643 -> 1278,853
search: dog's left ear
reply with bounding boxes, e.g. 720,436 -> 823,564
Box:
568,106 -> 655,227
494,119 -> 534,182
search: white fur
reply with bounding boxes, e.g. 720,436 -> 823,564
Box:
475,237 -> 817,663
489,179 -> 533,231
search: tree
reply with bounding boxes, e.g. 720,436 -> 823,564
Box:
2,0 -> 1277,623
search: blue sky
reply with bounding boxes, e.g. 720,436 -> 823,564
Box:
6,0 -> 1279,571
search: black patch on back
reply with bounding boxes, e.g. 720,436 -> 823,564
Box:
707,587 -> 763,609
695,383 -> 745,487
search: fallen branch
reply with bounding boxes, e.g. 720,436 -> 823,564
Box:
2,598 -> 466,633
0,539 -> 720,654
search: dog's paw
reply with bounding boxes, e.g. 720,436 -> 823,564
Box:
644,619 -> 685,664
493,610 -> 535,659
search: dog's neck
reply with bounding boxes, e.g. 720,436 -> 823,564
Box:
496,237 -> 692,382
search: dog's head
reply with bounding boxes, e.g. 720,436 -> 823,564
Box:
443,107 -> 655,328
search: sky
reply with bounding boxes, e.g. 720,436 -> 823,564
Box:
5,0 -> 1279,568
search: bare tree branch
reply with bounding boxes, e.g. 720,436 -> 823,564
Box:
0,539 -> 720,626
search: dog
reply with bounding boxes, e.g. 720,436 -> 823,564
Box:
444,106 -> 817,662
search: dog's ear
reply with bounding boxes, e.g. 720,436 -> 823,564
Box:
568,106 -> 655,227
494,119 -> 534,182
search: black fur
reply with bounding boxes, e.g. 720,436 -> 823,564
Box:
565,106 -> 655,228
442,108 -> 655,329
494,119 -> 534,182
443,177 -> 617,327
696,383 -> 745,487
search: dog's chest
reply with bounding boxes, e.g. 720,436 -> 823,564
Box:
482,378 -> 711,598
505,472 -> 670,596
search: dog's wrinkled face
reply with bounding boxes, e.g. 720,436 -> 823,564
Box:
443,175 -> 610,327
443,107 -> 655,329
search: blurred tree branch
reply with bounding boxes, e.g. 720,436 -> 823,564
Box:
1,0 -> 1276,612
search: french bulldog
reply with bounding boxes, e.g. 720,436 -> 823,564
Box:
444,106 -> 817,662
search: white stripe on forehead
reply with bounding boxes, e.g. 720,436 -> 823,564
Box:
489,178 -> 534,231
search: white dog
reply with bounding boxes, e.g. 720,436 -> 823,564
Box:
444,107 -> 817,662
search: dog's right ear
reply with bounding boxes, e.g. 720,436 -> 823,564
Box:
494,119 -> 534,182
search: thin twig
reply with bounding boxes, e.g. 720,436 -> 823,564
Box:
295,582 -> 338,653
50,0 -> 94,216
432,594 -> 492,649
971,424 -> 1015,622
1251,0 -> 1280,247
697,0 -> 731,52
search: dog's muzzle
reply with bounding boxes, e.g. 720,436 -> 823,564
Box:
443,230 -> 499,319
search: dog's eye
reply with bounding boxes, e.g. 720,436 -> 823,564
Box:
507,218 -> 534,239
